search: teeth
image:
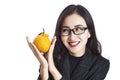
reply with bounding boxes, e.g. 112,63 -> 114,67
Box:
68,41 -> 80,47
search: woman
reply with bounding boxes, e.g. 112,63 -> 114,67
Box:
26,4 -> 110,80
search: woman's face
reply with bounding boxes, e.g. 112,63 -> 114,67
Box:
61,13 -> 91,57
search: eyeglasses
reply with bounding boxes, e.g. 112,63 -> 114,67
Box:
61,27 -> 88,36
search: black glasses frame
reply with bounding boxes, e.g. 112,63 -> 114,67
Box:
61,27 -> 88,36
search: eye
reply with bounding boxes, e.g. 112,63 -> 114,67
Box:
75,27 -> 83,32
61,28 -> 69,33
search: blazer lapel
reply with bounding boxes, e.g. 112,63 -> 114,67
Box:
61,55 -> 70,80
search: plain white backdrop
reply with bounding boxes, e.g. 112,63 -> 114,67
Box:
0,0 -> 120,80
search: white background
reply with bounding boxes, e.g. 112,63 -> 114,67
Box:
0,0 -> 120,80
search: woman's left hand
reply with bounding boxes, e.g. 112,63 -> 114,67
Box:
47,36 -> 62,80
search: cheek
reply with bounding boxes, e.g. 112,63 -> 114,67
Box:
80,34 -> 89,45
81,30 -> 90,42
61,36 -> 68,46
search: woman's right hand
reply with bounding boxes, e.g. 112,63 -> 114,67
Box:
26,36 -> 62,80
26,36 -> 48,68
26,36 -> 49,79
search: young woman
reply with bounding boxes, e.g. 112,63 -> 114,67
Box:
26,4 -> 110,80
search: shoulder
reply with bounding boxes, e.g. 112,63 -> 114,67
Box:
85,48 -> 110,68
84,48 -> 110,75
89,55 -> 110,79
94,55 -> 110,68
84,49 -> 110,79
87,51 -> 110,71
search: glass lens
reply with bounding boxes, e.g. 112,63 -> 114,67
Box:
61,28 -> 70,35
74,27 -> 85,34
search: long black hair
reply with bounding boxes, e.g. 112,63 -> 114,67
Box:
53,4 -> 102,67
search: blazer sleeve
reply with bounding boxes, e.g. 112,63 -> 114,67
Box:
89,57 -> 110,80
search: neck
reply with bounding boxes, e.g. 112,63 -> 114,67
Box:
69,47 -> 86,57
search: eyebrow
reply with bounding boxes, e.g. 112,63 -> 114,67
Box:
62,26 -> 70,28
62,24 -> 84,28
74,24 -> 84,27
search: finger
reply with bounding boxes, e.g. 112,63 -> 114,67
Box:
47,37 -> 57,70
26,36 -> 45,61
26,36 -> 43,54
51,36 -> 57,45
26,36 -> 33,50
26,36 -> 29,42
26,36 -> 31,45
26,36 -> 38,54
48,36 -> 57,56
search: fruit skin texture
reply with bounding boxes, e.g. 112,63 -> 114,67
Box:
33,33 -> 51,53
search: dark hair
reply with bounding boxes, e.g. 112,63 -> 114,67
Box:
53,4 -> 102,67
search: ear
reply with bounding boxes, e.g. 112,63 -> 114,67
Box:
87,31 -> 91,38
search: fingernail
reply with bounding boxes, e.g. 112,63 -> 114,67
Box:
51,36 -> 56,44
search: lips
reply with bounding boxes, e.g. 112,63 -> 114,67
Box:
68,41 -> 80,47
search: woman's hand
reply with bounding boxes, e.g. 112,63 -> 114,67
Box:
47,36 -> 62,80
26,36 -> 62,80
26,36 -> 48,68
26,36 -> 49,79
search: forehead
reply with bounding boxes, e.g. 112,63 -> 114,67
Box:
62,13 -> 87,28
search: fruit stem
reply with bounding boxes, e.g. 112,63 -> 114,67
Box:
43,28 -> 45,34
38,28 -> 45,35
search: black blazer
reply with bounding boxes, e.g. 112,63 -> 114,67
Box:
38,48 -> 110,80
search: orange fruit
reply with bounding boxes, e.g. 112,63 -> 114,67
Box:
33,29 -> 51,53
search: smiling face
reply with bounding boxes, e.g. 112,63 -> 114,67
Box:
61,13 -> 91,57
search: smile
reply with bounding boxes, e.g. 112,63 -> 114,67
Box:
68,41 -> 80,47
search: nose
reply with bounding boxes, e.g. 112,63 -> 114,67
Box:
69,29 -> 76,35
69,31 -> 76,40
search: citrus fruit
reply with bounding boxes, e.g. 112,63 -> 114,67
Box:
33,29 -> 51,53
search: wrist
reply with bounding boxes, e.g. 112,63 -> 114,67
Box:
49,66 -> 62,80
40,67 -> 49,80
